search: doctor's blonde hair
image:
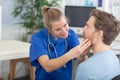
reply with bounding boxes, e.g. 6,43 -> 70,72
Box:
42,6 -> 69,29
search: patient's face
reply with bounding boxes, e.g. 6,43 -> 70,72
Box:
83,16 -> 96,44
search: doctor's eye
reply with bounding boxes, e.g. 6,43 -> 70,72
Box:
64,23 -> 68,27
56,28 -> 61,31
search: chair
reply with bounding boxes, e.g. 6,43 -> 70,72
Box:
112,75 -> 120,80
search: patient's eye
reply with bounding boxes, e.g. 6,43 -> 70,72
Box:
64,23 -> 67,27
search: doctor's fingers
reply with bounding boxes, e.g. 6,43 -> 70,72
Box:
81,45 -> 91,56
80,39 -> 90,46
78,40 -> 91,54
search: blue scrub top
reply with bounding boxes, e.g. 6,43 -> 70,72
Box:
30,28 -> 79,80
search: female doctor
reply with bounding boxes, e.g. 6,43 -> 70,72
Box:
30,6 -> 91,80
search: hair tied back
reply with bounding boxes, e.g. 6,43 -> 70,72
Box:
46,7 -> 50,13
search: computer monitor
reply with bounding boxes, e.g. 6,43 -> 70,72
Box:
65,6 -> 96,36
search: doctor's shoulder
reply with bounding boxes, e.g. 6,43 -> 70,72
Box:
31,28 -> 48,42
67,29 -> 78,38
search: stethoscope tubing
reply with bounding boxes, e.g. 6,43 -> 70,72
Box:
47,31 -> 70,68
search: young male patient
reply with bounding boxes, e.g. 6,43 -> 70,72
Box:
75,9 -> 120,80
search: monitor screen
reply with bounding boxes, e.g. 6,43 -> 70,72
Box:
65,6 -> 96,27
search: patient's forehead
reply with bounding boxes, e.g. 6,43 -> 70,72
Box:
87,16 -> 96,28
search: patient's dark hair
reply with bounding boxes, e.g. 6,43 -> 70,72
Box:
90,9 -> 120,45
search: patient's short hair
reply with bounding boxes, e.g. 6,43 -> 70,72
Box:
90,9 -> 120,45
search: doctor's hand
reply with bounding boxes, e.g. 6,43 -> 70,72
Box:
76,44 -> 92,63
66,39 -> 91,60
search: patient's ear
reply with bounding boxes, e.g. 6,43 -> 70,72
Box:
97,30 -> 103,38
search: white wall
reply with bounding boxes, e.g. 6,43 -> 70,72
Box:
0,0 -> 19,27
111,0 -> 120,21
0,0 -> 23,40
0,6 -> 1,41
0,5 -> 2,78
2,25 -> 26,40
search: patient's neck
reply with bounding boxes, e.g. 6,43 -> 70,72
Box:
92,42 -> 110,54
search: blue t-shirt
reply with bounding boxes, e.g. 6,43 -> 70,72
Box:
30,28 -> 79,80
75,50 -> 120,80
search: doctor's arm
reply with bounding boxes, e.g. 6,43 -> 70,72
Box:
38,39 -> 91,73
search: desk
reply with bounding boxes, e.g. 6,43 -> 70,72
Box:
0,40 -> 30,60
0,40 -> 34,80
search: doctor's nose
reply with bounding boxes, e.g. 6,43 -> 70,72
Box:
61,27 -> 67,33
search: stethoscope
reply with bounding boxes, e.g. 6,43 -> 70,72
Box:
47,31 -> 67,68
